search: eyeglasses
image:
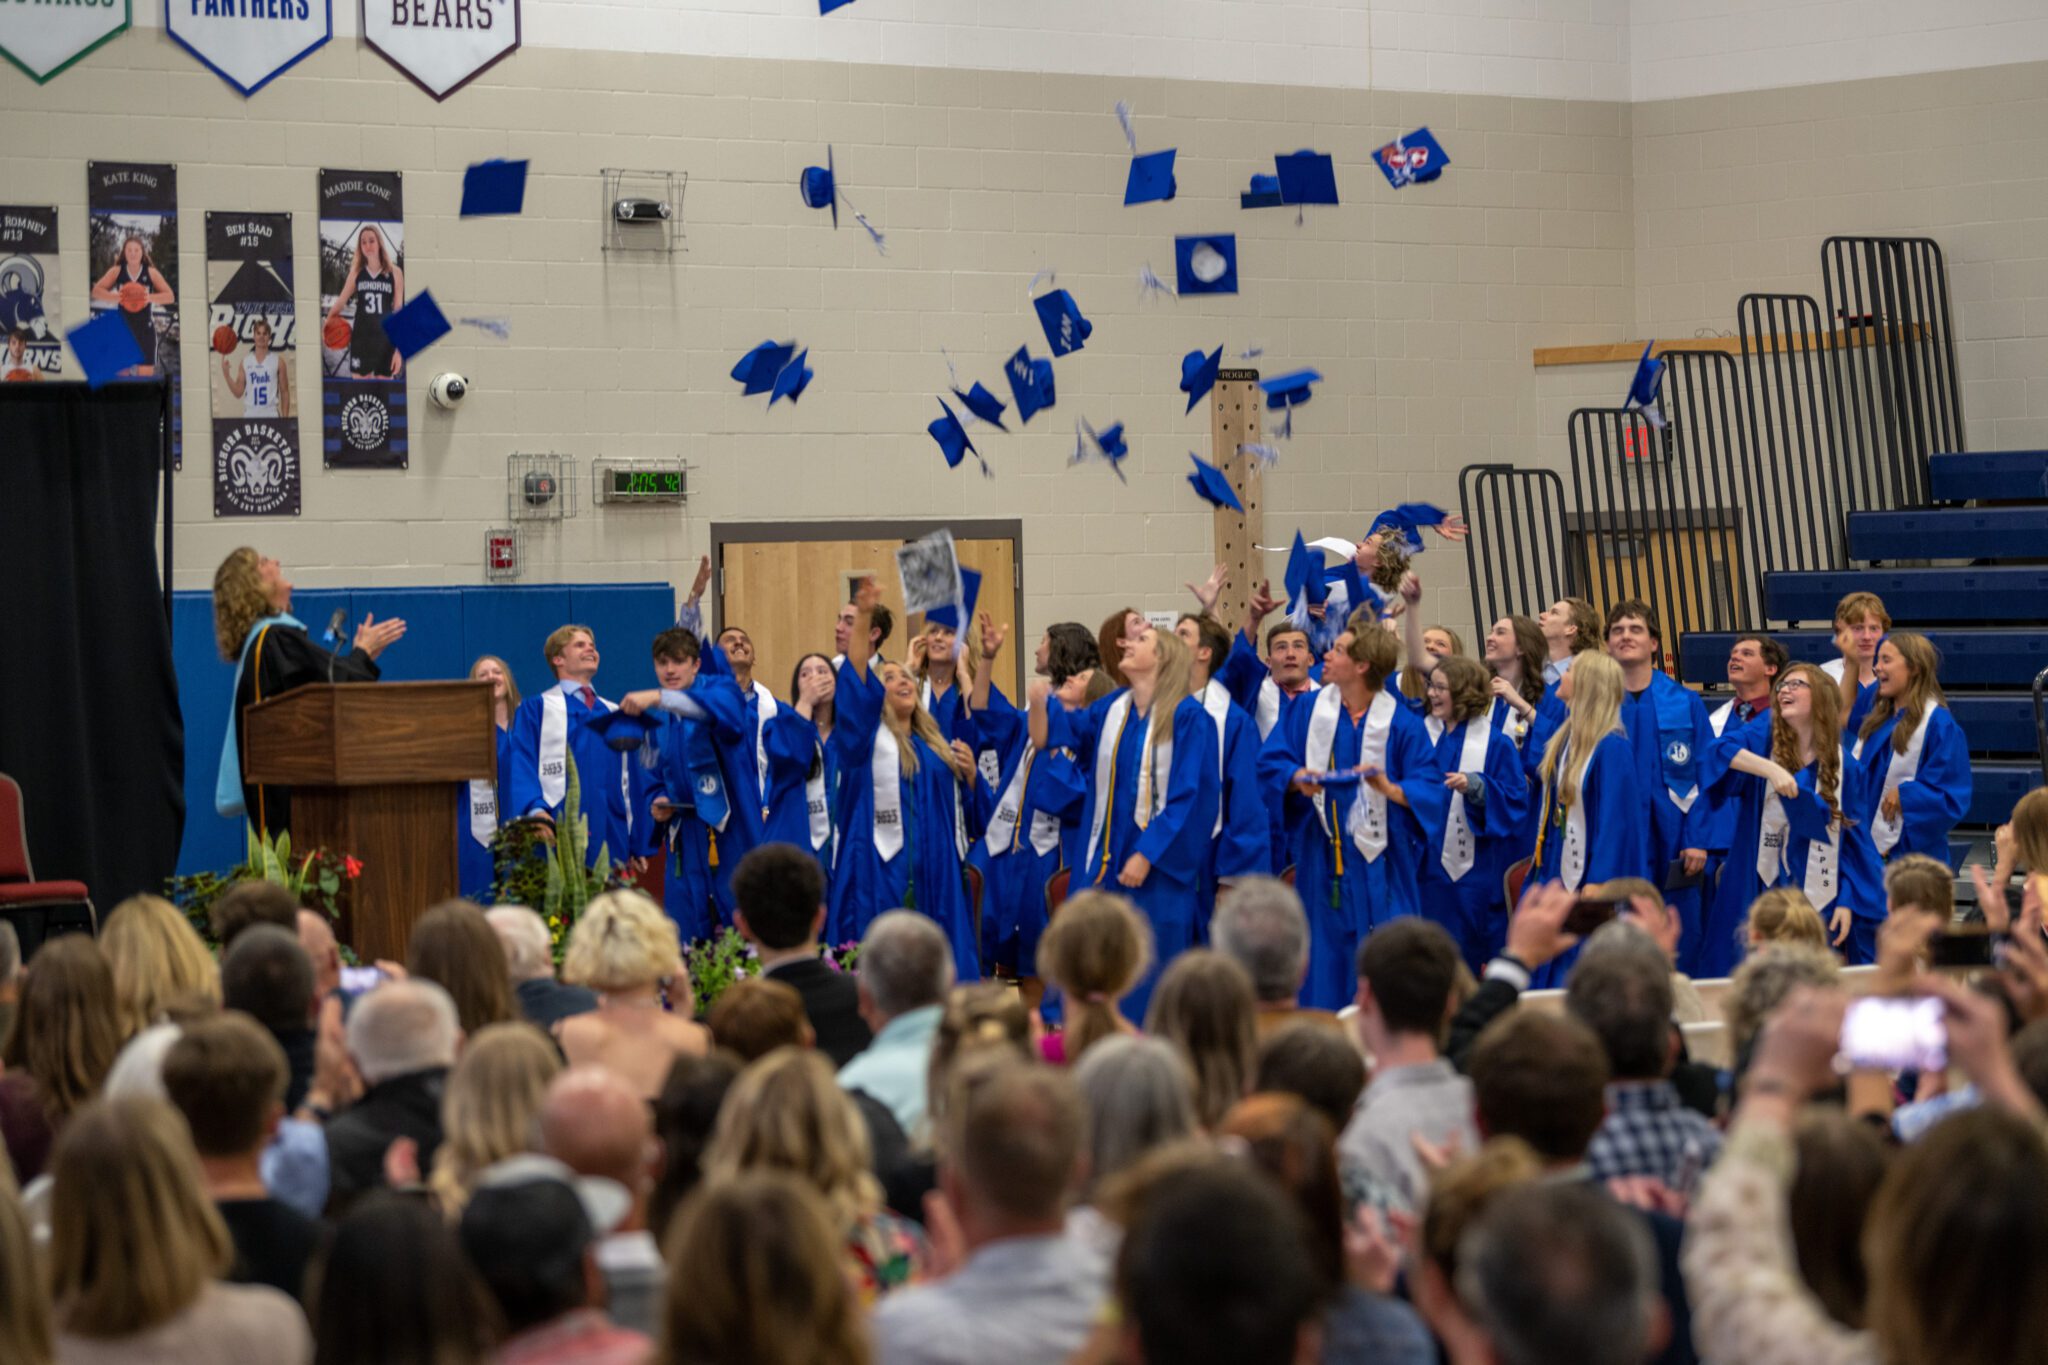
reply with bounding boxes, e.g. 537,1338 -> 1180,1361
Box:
1424,681 -> 1450,694
1777,678 -> 1810,693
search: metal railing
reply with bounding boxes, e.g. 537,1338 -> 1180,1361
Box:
1458,463 -> 1573,634
1737,293 -> 1851,590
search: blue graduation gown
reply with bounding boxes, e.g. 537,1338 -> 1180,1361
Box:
1197,693 -> 1276,936
1620,676 -> 1714,973
966,691 -> 1087,977
827,662 -> 979,980
1061,690 -> 1221,1022
692,643 -> 777,915
1417,715 -> 1531,973
1256,691 -> 1448,1011
457,724 -> 513,900
640,677 -> 750,943
1528,731 -> 1647,988
1853,706 -> 1973,869
762,708 -> 842,880
505,684 -> 642,868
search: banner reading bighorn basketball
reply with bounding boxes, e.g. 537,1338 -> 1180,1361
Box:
86,161 -> 182,467
205,211 -> 300,519
0,207 -> 61,381
318,169 -> 407,469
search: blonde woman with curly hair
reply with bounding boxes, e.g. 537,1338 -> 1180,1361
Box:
1033,623 -> 1220,1020
101,894 -> 221,1036
210,546 -> 404,836
828,576 -> 980,977
702,1047 -> 931,1305
427,1023 -> 562,1215
1417,653 -> 1532,971
1706,661 -> 1886,967
557,889 -> 707,1098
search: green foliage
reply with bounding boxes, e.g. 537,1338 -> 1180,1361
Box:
165,825 -> 356,951
487,749 -> 627,959
681,926 -> 864,1013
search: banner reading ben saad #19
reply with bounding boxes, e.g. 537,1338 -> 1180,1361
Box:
318,170 -> 407,469
206,211 -> 300,519
87,161 -> 182,468
0,207 -> 61,381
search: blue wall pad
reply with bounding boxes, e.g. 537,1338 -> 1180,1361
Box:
1765,567 -> 2048,625
1847,506 -> 2048,562
1971,762 -> 2044,828
1929,450 -> 2048,503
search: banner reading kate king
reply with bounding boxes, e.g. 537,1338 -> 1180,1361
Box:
206,212 -> 300,518
0,208 -> 61,381
87,161 -> 182,467
318,170 -> 407,469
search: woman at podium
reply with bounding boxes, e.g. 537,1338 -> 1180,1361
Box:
212,548 -> 406,838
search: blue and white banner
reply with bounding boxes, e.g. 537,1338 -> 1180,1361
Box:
318,169 -> 407,469
0,0 -> 127,82
0,207 -> 62,380
361,0 -> 518,99
166,0 -> 329,96
87,161 -> 183,466
206,211 -> 301,518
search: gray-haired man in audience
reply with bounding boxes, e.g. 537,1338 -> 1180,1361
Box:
838,910 -> 954,1137
488,904 -> 597,1030
1458,1182 -> 1668,1365
1213,876 -> 1343,1038
323,979 -> 460,1215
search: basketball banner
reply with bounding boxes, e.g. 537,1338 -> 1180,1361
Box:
0,207 -> 62,380
318,169 -> 407,469
87,161 -> 182,467
361,0 -> 519,99
205,211 -> 301,518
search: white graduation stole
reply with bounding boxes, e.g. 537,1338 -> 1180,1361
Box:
540,687 -> 628,818
985,745 -> 1062,859
1756,750 -> 1844,906
1256,677 -> 1281,740
1555,742 -> 1597,891
467,779 -> 498,847
1201,680 -> 1231,836
804,738 -> 831,853
1082,694 -> 1172,874
1432,717 -> 1490,882
872,726 -> 905,860
750,685 -> 779,808
1860,707 -> 1935,856
1708,699 -> 1735,738
1306,687 -> 1395,863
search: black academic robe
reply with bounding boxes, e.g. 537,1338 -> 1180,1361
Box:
235,623 -> 381,838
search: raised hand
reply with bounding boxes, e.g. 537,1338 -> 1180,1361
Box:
688,553 -> 713,602
620,689 -> 659,716
1246,579 -> 1280,627
1433,513 -> 1470,542
978,612 -> 1007,661
852,575 -> 880,613
354,612 -> 406,660
1186,563 -> 1228,615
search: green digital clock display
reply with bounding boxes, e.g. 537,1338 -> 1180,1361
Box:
607,469 -> 685,501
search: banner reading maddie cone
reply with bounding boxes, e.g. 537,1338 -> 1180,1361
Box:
318,169 -> 407,469
362,0 -> 518,99
167,0 -> 329,96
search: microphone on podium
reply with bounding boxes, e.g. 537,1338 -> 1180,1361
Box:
327,607 -> 350,685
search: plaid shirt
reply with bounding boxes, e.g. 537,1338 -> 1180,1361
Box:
1584,1080 -> 1723,1196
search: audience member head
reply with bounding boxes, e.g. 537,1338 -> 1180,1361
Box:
2008,786 -> 2048,872
855,910 -> 954,1029
562,889 -> 686,998
1457,1181 -> 1663,1365
310,1192 -> 498,1365
925,982 -> 1033,1133
1115,1158 -> 1323,1365
428,1022 -> 562,1214
1884,852 -> 1955,922
408,899 -> 517,1035
1218,1093 -> 1346,1292
1254,1022 -> 1365,1134
460,1157 -> 613,1337
208,879 -> 299,949
1789,1107 -> 1891,1330
1212,876 -> 1311,1007
662,1171 -> 872,1365
1467,1009 -> 1610,1163
730,843 -> 828,952
1723,946 -> 1840,1062
1072,1035 -> 1198,1199
1354,917 -> 1461,1056
0,920 -> 19,1004
47,1097 -> 229,1339
1039,890 -> 1153,1065
1747,887 -> 1827,951
937,1058 -> 1084,1239
1564,921 -> 1675,1082
486,905 -> 557,985
219,924 -> 315,1034
707,978 -> 812,1061
1414,1138 -> 1544,1350
2013,1019 -> 2048,1110
649,1050 -> 743,1244
1,933 -> 120,1126
0,1182 -> 50,1365
541,1066 -> 660,1229
295,908 -> 342,998
1863,1106 -> 2048,1365
703,1047 -> 879,1232
345,979 -> 460,1086
1144,950 -> 1258,1128
160,1012 -> 288,1163
101,894 -> 220,1035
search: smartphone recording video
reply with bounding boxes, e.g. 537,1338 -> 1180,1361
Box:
1563,896 -> 1622,937
1839,996 -> 1947,1074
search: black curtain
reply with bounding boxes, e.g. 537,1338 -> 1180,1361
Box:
0,382 -> 183,914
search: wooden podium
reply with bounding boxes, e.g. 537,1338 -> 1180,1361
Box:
243,681 -> 496,963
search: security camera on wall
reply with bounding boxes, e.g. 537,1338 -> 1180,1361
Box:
428,372 -> 468,410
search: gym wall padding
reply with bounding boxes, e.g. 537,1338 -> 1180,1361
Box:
174,582 -> 676,878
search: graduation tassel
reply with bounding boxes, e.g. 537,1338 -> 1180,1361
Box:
1114,99 -> 1138,153
1137,263 -> 1176,302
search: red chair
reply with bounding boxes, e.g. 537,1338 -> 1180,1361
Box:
0,773 -> 97,959
1045,867 -> 1071,921
964,863 -> 985,968
1281,864 -> 1296,889
1504,856 -> 1533,912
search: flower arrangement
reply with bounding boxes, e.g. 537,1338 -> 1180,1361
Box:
680,925 -> 863,1013
486,751 -> 632,959
165,825 -> 358,949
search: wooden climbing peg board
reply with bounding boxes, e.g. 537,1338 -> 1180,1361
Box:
1207,368 -> 1264,630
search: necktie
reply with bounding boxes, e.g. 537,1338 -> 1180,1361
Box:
580,685 -> 596,709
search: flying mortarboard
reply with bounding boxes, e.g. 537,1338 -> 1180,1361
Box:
460,159 -> 528,217
381,290 -> 451,361
1285,531 -> 1329,608
1625,340 -> 1667,430
1125,148 -> 1178,206
952,380 -> 1009,431
1004,346 -> 1057,424
1034,288 -> 1093,356
1374,127 -> 1449,188
1275,149 -> 1339,206
1070,419 -> 1129,483
1179,345 -> 1223,415
924,565 -> 982,631
66,310 -> 143,388
819,0 -> 855,13
1258,367 -> 1323,438
769,349 -> 813,406
799,146 -> 839,228
1187,453 -> 1244,513
1240,173 -> 1284,210
1174,235 -> 1239,295
731,340 -> 797,396
928,397 -> 987,476
588,708 -> 663,753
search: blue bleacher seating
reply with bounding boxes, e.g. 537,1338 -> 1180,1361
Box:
1765,567 -> 2048,624
1929,450 -> 2048,503
1846,506 -> 2048,562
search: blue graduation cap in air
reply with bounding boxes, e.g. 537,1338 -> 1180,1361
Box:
1374,127 -> 1450,188
1071,419 -> 1129,483
381,290 -> 451,361
1125,148 -> 1178,206
1034,288 -> 1093,357
1187,453 -> 1244,513
1175,235 -> 1239,295
1334,560 -> 1378,616
924,565 -> 983,631
1285,531 -> 1329,608
819,0 -> 855,15
588,708 -> 663,753
952,380 -> 1009,431
929,398 -> 986,475
769,349 -> 813,406
1259,368 -> 1323,438
800,147 -> 838,228
1624,340 -> 1667,429
1180,345 -> 1223,415
1004,346 -> 1056,424
67,310 -> 144,389
1275,150 -> 1339,206
1241,173 -> 1284,210
1370,502 -> 1450,555
732,341 -> 797,396
461,159 -> 528,217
